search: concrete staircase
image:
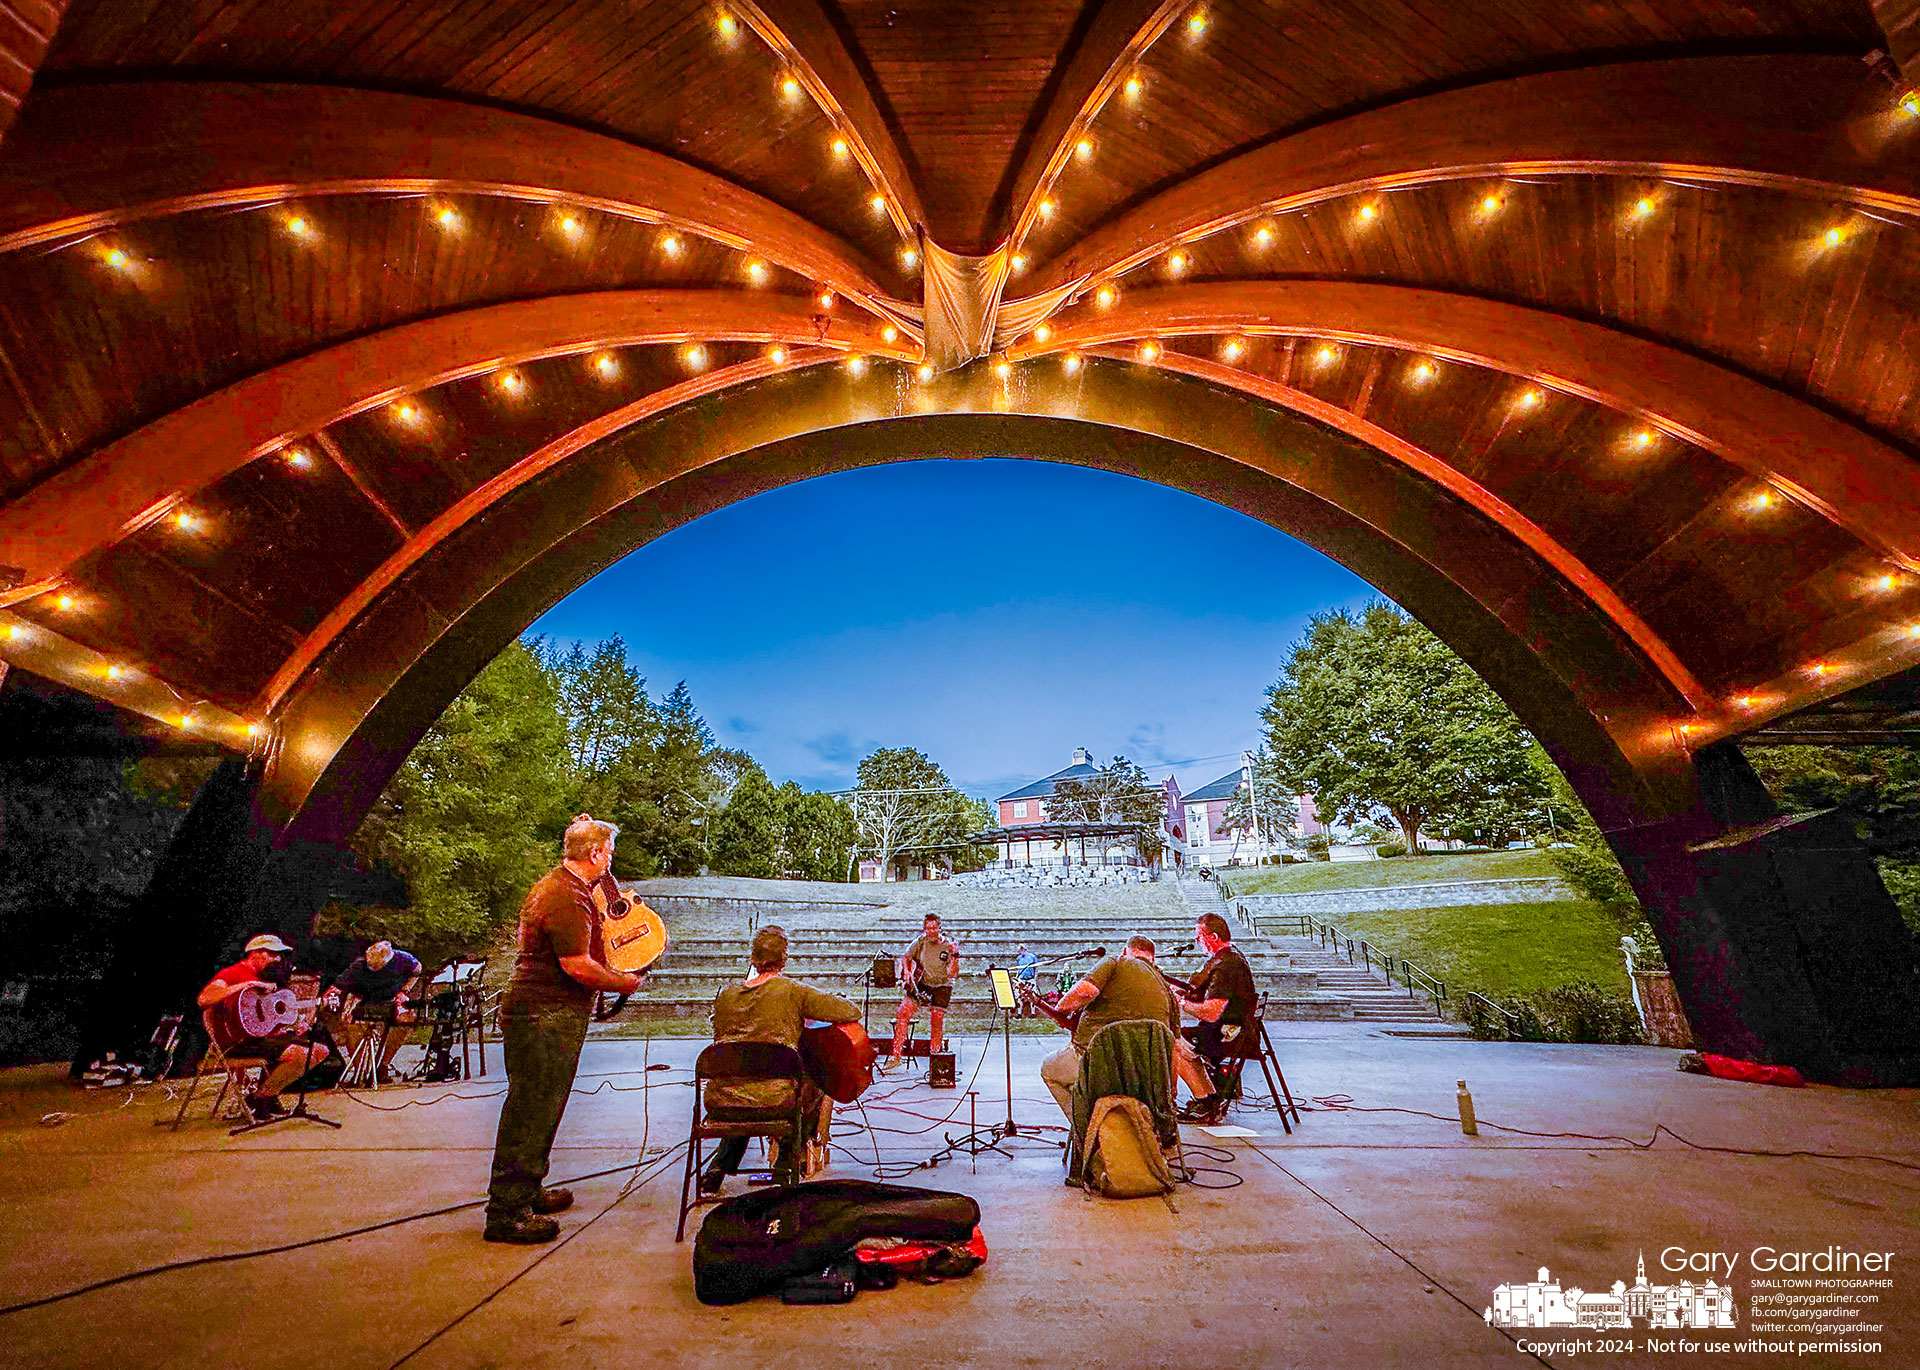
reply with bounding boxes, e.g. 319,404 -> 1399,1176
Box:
1265,935 -> 1453,1025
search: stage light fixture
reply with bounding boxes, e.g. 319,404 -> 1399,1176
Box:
1096,285 -> 1116,308
746,259 -> 769,285
1076,138 -> 1093,161
1221,338 -> 1244,362
832,136 -> 849,159
1033,323 -> 1052,343
870,194 -> 887,214
1186,9 -> 1208,38
767,344 -> 788,364
992,357 -> 1011,378
1167,250 -> 1189,275
684,345 -> 707,370
902,247 -> 919,269
1139,340 -> 1161,363
917,362 -> 935,382
661,232 -> 683,257
436,206 -> 460,230
285,447 -> 313,470
1124,74 -> 1143,102
819,290 -> 835,309
1039,198 -> 1057,219
1063,354 -> 1082,375
1411,360 -> 1435,384
845,355 -> 867,376
1011,253 -> 1028,272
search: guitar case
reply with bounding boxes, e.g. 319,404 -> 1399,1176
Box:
692,1179 -> 981,1305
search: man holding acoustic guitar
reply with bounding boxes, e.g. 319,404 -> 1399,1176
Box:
1026,935 -> 1179,1121
484,814 -> 650,1245
883,913 -> 961,1071
698,925 -> 862,1196
197,933 -> 331,1123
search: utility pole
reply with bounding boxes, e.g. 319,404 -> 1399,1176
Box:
1242,750 -> 1266,865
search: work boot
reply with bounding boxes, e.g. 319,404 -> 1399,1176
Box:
531,1186 -> 574,1215
244,1093 -> 284,1121
1177,1094 -> 1225,1123
697,1170 -> 726,1196
483,1210 -> 560,1244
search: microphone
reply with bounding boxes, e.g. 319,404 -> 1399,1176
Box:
1164,940 -> 1196,958
1080,946 -> 1106,959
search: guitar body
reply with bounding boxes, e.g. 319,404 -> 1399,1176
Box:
800,1020 -> 876,1103
1017,984 -> 1082,1034
602,893 -> 668,975
208,985 -> 315,1052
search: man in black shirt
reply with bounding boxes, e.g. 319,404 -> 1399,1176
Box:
1174,912 -> 1258,1123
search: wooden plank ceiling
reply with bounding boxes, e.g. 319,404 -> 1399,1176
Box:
0,0 -> 1915,768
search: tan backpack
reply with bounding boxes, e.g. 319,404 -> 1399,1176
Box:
1083,1095 -> 1177,1198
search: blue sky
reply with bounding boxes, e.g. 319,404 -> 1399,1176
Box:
529,459 -> 1376,799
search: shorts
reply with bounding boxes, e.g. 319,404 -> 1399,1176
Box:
219,1032 -> 305,1067
907,984 -> 952,1010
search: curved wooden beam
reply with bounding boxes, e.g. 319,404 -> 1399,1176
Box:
998,0 -> 1185,255
1011,281 -> 1920,573
1021,55 -> 1920,297
0,81 -> 898,310
1118,345 -> 1711,712
0,291 -> 915,589
736,0 -> 925,238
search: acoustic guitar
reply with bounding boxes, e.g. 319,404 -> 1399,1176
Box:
593,888 -> 670,1022
799,1020 -> 876,1103
1016,983 -> 1083,1034
207,983 -> 320,1052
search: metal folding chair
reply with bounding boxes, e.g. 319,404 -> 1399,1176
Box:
674,1042 -> 810,1242
1210,996 -> 1302,1132
164,1011 -> 264,1131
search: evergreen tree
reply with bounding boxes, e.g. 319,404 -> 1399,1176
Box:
709,766 -> 781,878
779,783 -> 859,881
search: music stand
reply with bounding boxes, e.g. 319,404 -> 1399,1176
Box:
951,965 -> 1062,1157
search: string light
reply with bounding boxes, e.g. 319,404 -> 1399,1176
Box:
1313,344 -> 1338,369
1095,285 -> 1116,308
1185,9 -> 1208,38
498,370 -> 525,395
1167,249 -> 1189,275
780,73 -> 802,101
559,214 -> 584,240
916,361 -> 935,382
435,206 -> 460,230
1039,199 -> 1057,220
1063,354 -> 1082,375
1357,203 -> 1377,225
1033,323 -> 1052,344
992,357 -> 1012,378
1075,137 -> 1093,162
595,353 -> 619,379
54,593 -> 74,612
285,447 -> 313,470
285,214 -> 313,240
1410,360 -> 1435,385
831,136 -> 850,159
844,355 -> 867,377
746,259 -> 769,285
1824,225 -> 1846,247
1011,253 -> 1028,273
1252,225 -> 1273,248
818,290 -> 835,309
1515,387 -> 1541,410
172,510 -> 200,532
870,194 -> 887,215
1904,90 -> 1920,118
1632,197 -> 1655,219
767,344 -> 788,364
1124,74 -> 1143,102
901,247 -> 919,269
1750,489 -> 1776,510
1139,340 -> 1161,363
882,325 -> 900,343
1220,338 -> 1244,362
717,11 -> 738,38
661,232 -> 682,258
683,344 -> 707,371
104,247 -> 130,270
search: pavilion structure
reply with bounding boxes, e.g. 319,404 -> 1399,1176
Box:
0,2 -> 1917,1080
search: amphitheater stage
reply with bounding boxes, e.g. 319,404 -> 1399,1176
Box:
1,1027 -> 1914,1369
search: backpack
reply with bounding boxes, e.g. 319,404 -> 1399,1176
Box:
1084,1095 -> 1177,1198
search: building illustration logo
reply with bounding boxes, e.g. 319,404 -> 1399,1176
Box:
1486,1253 -> 1738,1330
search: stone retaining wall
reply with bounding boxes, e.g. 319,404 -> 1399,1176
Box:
1237,876 -> 1577,921
634,893 -> 886,926
952,864 -> 1157,890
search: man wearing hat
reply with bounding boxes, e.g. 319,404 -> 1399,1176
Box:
197,934 -> 331,1122
324,941 -> 423,1085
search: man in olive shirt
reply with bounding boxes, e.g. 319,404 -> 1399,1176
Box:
1038,935 -> 1179,1120
699,925 -> 859,1194
1174,912 -> 1261,1123
484,815 -> 645,1245
883,913 -> 962,1069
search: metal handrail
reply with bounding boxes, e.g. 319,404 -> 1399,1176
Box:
1267,912 -> 1449,1007
1465,990 -> 1519,1026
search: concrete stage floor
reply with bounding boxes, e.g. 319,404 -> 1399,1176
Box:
0,1025 -> 1914,1370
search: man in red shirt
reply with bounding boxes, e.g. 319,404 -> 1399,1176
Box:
484,815 -> 646,1244
197,933 -> 331,1122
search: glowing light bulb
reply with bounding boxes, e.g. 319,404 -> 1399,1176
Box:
286,448 -> 313,470
767,344 -> 787,364
1033,324 -> 1052,344
174,714 -> 193,730
1095,285 -> 1116,308
105,248 -> 128,268
1221,338 -> 1244,362
55,593 -> 74,611
746,260 -> 769,285
1809,662 -> 1831,677
1825,226 -> 1845,247
1075,138 -> 1093,161
832,136 -> 850,159
870,194 -> 887,215
1186,9 -> 1208,38
684,344 -> 707,370
1357,203 -> 1377,224
396,401 -> 420,424
1314,345 -> 1337,368
661,233 -> 682,257
246,722 -> 262,738
1039,198 -> 1057,219
1139,340 -> 1161,363
992,357 -> 1011,378
1011,253 -> 1028,273
1481,194 -> 1502,214
1124,75 -> 1143,102
436,207 -> 459,229
1411,360 -> 1435,384
173,510 -> 198,532
105,663 -> 124,681
916,362 -> 935,382
560,215 -> 583,239
1063,354 -> 1082,375
818,290 -> 835,309
1906,623 -> 1920,638
1516,388 -> 1541,409
1252,225 -> 1273,247
499,370 -> 524,395
596,354 -> 619,379
1167,250 -> 1189,274
1904,90 -> 1920,118
901,247 -> 919,269
717,11 -> 738,38
780,74 -> 802,100
286,215 -> 311,239
1751,489 -> 1775,510
1876,573 -> 1899,592
1633,197 -> 1654,218
882,325 -> 900,344
844,355 -> 867,377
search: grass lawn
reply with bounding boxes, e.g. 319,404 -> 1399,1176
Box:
1317,901 -> 1630,1000
1223,847 -> 1561,896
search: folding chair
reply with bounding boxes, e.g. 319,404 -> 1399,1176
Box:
1209,995 -> 1301,1133
1068,1019 -> 1183,1187
674,1042 -> 810,1242
165,1012 -> 265,1131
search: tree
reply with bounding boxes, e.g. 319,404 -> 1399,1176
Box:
709,766 -> 781,878
596,678 -> 742,878
543,634 -> 657,778
1216,750 -> 1300,859
778,784 -> 859,882
1045,754 -> 1172,863
344,641 -> 572,960
1261,602 -> 1547,852
1745,743 -> 1920,933
851,747 -> 979,879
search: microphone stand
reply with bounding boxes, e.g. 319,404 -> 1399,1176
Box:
951,954 -> 1092,1157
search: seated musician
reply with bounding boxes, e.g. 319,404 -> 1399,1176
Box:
322,940 -> 423,1085
699,926 -> 859,1196
197,934 -> 331,1123
1174,912 -> 1259,1123
1037,935 -> 1179,1122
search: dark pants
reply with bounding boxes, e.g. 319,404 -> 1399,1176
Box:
486,999 -> 589,1220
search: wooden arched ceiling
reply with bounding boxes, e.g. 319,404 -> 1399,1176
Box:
1,0 -> 1917,823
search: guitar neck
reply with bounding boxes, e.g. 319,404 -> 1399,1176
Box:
1018,985 -> 1081,1032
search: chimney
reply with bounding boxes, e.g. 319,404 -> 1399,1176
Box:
1071,747 -> 1091,766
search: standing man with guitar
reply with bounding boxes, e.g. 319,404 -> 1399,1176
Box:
883,913 -> 961,1072
699,925 -> 862,1195
484,815 -> 646,1245
198,934 -> 330,1123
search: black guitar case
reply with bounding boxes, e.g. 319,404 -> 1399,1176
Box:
692,1179 -> 980,1305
